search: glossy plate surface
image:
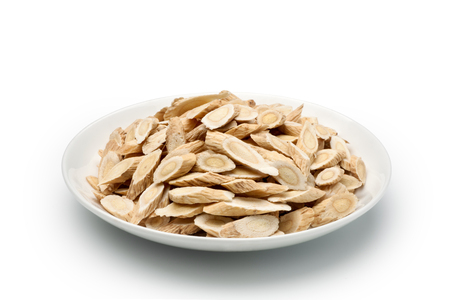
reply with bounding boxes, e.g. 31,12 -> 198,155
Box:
62,92 -> 391,252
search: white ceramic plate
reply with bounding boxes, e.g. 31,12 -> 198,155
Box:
62,92 -> 391,252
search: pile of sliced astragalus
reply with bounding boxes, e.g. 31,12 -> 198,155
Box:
86,91 -> 366,238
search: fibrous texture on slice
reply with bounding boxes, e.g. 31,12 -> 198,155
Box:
314,124 -> 331,140
221,179 -> 265,194
279,207 -> 314,233
215,120 -> 238,132
127,149 -> 162,200
268,186 -> 326,203
206,131 -> 278,176
130,182 -> 166,224
319,182 -> 348,201
155,202 -> 204,218
297,121 -> 318,158
166,117 -> 186,152
168,172 -> 234,187
194,214 -> 234,237
169,187 -> 234,204
185,124 -> 208,142
285,142 -> 311,177
164,140 -> 206,160
135,117 -> 159,144
349,155 -> 367,184
234,105 -> 258,122
219,215 -> 279,238
144,216 -> 170,230
278,121 -> 303,136
285,104 -> 304,123
98,156 -> 142,185
276,134 -> 298,143
203,197 -> 291,217
184,99 -> 228,120
270,160 -> 307,190
339,174 -> 363,191
201,103 -> 240,130
225,123 -> 266,139
221,166 -> 267,180
241,182 -> 289,198
100,195 -> 135,222
164,90 -> 233,120
310,149 -> 346,170
256,109 -> 286,129
330,136 -> 351,161
195,150 -> 236,173
158,217 -> 201,235
152,153 -> 196,183
86,176 -> 99,191
311,192 -> 358,227
142,127 -> 167,155
315,166 -> 345,186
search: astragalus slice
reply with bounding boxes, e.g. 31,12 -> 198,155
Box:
152,153 -> 196,183
168,172 -> 234,187
203,197 -> 291,217
279,207 -> 314,233
219,215 -> 279,238
169,187 -> 234,204
311,192 -> 358,227
201,103 -> 240,130
194,214 -> 234,237
100,195 -> 135,222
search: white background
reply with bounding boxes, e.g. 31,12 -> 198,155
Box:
1,1 -> 449,299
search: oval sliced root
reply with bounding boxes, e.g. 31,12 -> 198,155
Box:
100,195 -> 135,222
144,216 -> 170,230
268,186 -> 326,203
241,182 -> 289,198
256,109 -> 286,129
270,160 -> 307,190
311,192 -> 358,227
203,197 -> 291,217
195,150 -> 236,173
201,104 -> 240,130
155,202 -> 204,218
310,149 -> 346,170
142,127 -> 167,155
297,121 -> 318,158
158,217 -> 201,235
98,156 -> 142,185
339,174 -> 363,191
279,207 -> 315,233
219,215 -> 279,238
315,166 -> 345,186
130,182 -> 166,224
221,166 -> 267,180
221,179 -> 265,194
127,149 -> 162,200
168,172 -> 234,187
194,214 -> 234,237
169,187 -> 234,204
135,117 -> 159,144
153,153 -> 196,183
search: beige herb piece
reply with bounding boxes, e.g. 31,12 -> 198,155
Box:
185,123 -> 208,142
168,172 -> 234,187
315,166 -> 345,186
276,134 -> 298,143
279,207 -> 315,234
314,124 -> 331,140
116,122 -> 143,155
330,136 -> 351,162
297,121 -> 318,158
268,187 -> 326,203
225,123 -> 267,139
148,184 -> 171,218
158,217 -> 201,235
194,214 -> 234,237
319,182 -> 348,202
102,127 -> 125,157
92,190 -> 107,201
130,182 -> 166,224
249,144 -> 294,165
153,106 -> 168,121
114,188 -> 128,196
251,132 -> 290,156
144,216 -> 170,230
300,116 -> 318,126
86,176 -> 99,191
285,104 -> 304,123
164,90 -> 233,120
152,153 -> 196,183
203,197 -> 291,217
340,174 -> 363,191
169,187 -> 234,204
100,195 -> 135,222
310,149 -> 346,170
256,109 -> 286,129
255,104 -> 270,114
126,149 -> 162,200
311,192 -> 358,227
278,121 -> 303,136
271,230 -> 285,236
201,103 -> 240,130
221,166 -> 267,180
184,99 -> 228,120
98,156 -> 142,186
234,105 -> 258,122
242,182 -> 289,198
215,120 -> 238,132
272,105 -> 293,115
165,117 -> 186,152
221,179 -> 265,194
195,150 -> 236,173
285,142 -> 311,177
219,215 -> 279,238
142,127 -> 167,155
155,202 -> 204,218
271,160 -> 307,190
164,140 -> 206,160
206,131 -> 278,176
135,117 -> 159,144
349,156 -> 367,185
